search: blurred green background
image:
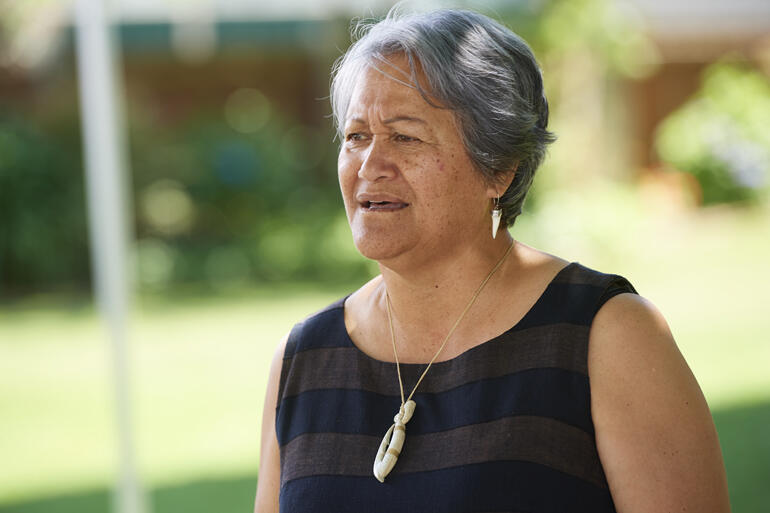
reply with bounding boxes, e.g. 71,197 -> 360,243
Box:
1,0 -> 769,512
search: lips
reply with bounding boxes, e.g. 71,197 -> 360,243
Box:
363,200 -> 409,211
357,193 -> 409,212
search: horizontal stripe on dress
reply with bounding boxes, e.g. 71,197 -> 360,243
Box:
279,323 -> 590,400
280,415 -> 607,488
279,460 -> 615,513
276,367 -> 593,446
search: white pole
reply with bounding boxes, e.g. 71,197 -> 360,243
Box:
73,1 -> 145,513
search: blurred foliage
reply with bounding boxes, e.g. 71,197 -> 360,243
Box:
522,0 -> 660,207
128,98 -> 371,291
0,112 -> 90,294
0,0 -> 766,297
537,0 -> 659,79
655,61 -> 770,204
0,0 -> 657,297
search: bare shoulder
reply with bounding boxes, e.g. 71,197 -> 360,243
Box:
269,332 -> 289,381
589,293 -> 696,408
263,331 -> 289,392
254,333 -> 289,513
589,293 -> 731,513
512,242 -> 569,273
502,241 -> 570,290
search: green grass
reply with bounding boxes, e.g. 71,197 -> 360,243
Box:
1,193 -> 769,512
0,287 -> 344,510
0,474 -> 258,513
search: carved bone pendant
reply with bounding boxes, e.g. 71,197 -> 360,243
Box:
373,400 -> 416,482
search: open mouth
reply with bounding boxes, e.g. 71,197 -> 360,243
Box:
362,200 -> 409,211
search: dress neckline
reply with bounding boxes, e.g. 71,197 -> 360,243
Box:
339,261 -> 577,368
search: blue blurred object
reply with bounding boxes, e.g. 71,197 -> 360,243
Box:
213,141 -> 261,188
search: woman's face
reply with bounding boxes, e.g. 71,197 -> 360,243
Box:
338,56 -> 496,266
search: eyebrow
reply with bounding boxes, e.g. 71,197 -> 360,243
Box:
384,116 -> 427,125
347,116 -> 427,126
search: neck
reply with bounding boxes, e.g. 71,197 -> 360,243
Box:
375,232 -> 516,359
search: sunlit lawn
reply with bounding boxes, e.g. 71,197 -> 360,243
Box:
1,191 -> 769,512
0,287 -> 344,512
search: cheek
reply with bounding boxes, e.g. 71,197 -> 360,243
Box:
337,150 -> 347,179
412,159 -> 454,212
430,159 -> 487,213
337,154 -> 355,195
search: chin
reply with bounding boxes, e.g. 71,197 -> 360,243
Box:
353,238 -> 404,262
351,228 -> 414,263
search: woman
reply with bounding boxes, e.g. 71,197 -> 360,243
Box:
255,8 -> 730,513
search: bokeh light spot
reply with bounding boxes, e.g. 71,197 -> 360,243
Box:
140,180 -> 195,235
136,238 -> 176,288
224,88 -> 271,134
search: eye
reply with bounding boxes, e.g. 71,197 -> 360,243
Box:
394,133 -> 420,143
345,132 -> 366,142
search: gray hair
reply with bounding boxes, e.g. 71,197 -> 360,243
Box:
331,7 -> 556,227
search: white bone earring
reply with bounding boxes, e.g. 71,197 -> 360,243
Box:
491,197 -> 502,239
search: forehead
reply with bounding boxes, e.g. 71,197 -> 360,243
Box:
344,56 -> 448,124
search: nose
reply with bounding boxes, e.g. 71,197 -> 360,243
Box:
358,136 -> 397,182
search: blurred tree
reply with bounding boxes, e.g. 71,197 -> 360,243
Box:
0,113 -> 89,294
506,0 -> 659,213
128,86 -> 369,289
0,0 -> 707,297
655,61 -> 770,205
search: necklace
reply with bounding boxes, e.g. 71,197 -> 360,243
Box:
372,241 -> 515,482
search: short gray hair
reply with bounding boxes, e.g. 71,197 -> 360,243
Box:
331,7 -> 556,227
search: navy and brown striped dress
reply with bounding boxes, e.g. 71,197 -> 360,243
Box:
275,263 -> 636,512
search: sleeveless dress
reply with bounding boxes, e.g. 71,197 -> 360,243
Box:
275,262 -> 637,513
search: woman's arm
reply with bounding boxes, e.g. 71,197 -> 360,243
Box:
254,334 -> 288,513
589,293 -> 730,513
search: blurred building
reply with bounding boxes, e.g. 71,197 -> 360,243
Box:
626,0 -> 770,168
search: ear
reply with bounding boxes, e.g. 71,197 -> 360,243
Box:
485,163 -> 518,199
